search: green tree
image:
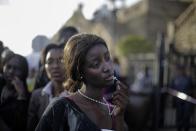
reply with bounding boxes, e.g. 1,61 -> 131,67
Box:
116,35 -> 154,56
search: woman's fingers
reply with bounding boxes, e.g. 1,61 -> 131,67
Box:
12,76 -> 26,96
112,80 -> 129,116
113,92 -> 128,107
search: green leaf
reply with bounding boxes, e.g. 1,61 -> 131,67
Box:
116,35 -> 154,56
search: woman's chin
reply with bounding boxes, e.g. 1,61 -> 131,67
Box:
52,77 -> 65,83
105,80 -> 115,87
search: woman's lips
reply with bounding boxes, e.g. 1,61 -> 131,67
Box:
51,71 -> 62,77
105,75 -> 114,81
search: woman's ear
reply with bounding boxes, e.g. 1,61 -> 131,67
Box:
79,72 -> 85,81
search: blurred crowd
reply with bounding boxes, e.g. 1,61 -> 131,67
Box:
0,26 -> 195,131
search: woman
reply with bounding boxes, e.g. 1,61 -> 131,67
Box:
0,53 -> 29,131
36,34 -> 128,131
27,44 -> 68,131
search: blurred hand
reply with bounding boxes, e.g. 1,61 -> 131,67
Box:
112,80 -> 129,116
12,76 -> 26,99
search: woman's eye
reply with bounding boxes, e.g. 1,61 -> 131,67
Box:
105,54 -> 111,61
45,60 -> 53,65
93,62 -> 99,67
90,61 -> 99,68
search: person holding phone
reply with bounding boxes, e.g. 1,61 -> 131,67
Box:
35,33 -> 129,131
0,53 -> 29,131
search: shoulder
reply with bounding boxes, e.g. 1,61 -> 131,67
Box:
43,97 -> 79,116
30,88 -> 48,104
36,97 -> 70,131
31,88 -> 43,97
41,97 -> 71,123
48,97 -> 71,109
43,97 -> 70,113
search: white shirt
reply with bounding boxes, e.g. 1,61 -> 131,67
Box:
42,81 -> 69,102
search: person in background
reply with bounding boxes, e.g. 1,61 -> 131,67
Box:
113,56 -> 121,78
0,53 -> 29,131
27,43 -> 68,131
33,26 -> 78,91
32,47 -> 50,91
35,33 -> 129,131
26,35 -> 49,92
0,41 -> 5,74
26,35 -> 49,75
0,47 -> 14,73
0,46 -> 14,95
128,65 -> 153,131
58,26 -> 79,44
131,66 -> 153,93
170,64 -> 194,131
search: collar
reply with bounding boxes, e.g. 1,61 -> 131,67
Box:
42,81 -> 69,98
42,81 -> 53,96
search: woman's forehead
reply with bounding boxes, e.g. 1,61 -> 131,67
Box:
85,44 -> 108,60
7,56 -> 21,64
46,49 -> 63,58
6,57 -> 24,70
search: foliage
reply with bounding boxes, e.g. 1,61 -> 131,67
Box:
116,35 -> 154,56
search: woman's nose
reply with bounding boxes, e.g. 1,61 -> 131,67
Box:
102,62 -> 110,72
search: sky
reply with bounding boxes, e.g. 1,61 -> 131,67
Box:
0,0 -> 139,56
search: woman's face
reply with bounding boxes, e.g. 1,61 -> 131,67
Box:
83,44 -> 114,88
3,57 -> 24,82
45,49 -> 66,83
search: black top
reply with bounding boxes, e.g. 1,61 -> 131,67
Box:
27,88 -> 49,131
0,85 -> 29,131
35,97 -> 101,131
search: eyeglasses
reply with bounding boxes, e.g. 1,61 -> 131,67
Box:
45,58 -> 64,65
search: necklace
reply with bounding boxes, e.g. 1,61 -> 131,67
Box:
78,89 -> 116,115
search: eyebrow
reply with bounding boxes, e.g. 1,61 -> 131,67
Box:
87,50 -> 109,62
86,56 -> 99,64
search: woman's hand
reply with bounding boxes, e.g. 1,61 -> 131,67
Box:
12,76 -> 27,100
112,80 -> 129,116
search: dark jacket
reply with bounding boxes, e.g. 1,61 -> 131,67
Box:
27,88 -> 49,131
35,97 -> 101,131
0,86 -> 29,131
27,82 -> 69,131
